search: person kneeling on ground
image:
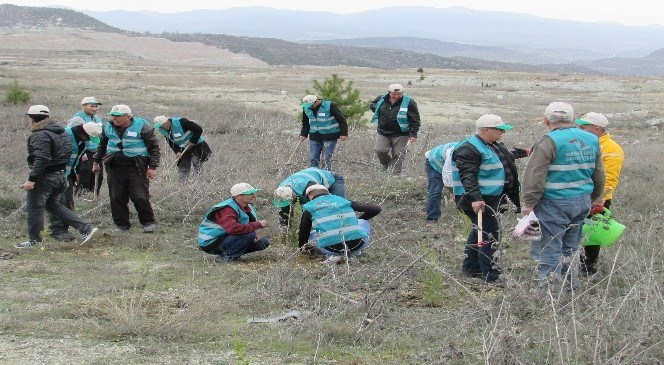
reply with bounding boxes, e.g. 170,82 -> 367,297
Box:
198,183 -> 269,263
298,184 -> 381,264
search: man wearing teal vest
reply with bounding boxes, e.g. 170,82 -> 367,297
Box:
93,104 -> 161,233
300,95 -> 348,171
452,114 -> 521,287
153,115 -> 212,183
298,184 -> 381,264
198,183 -> 269,263
67,96 -> 104,196
370,83 -> 421,174
424,141 -> 459,227
522,102 -> 605,293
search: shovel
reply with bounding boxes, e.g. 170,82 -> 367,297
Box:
284,139 -> 303,165
477,209 -> 484,247
92,172 -> 100,201
168,145 -> 190,170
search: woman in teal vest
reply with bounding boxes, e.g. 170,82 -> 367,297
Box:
153,115 -> 212,183
198,183 -> 269,263
298,184 -> 381,264
300,95 -> 348,171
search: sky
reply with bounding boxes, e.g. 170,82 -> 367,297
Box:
5,0 -> 664,27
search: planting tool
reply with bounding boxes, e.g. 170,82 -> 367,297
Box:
477,209 -> 484,246
284,139 -> 303,165
168,145 -> 190,170
92,173 -> 100,201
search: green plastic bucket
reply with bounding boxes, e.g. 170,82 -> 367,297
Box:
582,208 -> 625,247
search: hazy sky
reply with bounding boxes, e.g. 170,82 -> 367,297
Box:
7,0 -> 664,27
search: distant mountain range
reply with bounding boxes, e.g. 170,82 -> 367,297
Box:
2,4 -> 664,76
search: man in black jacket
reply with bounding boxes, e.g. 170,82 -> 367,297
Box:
451,114 -> 521,286
300,95 -> 348,171
369,83 -> 421,174
153,115 -> 212,183
16,105 -> 99,248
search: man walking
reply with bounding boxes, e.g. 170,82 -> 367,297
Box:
370,83 -> 421,174
575,112 -> 624,275
300,95 -> 348,170
92,104 -> 161,233
153,115 -> 212,183
198,183 -> 269,263
16,105 -> 98,248
521,102 -> 605,292
67,97 -> 104,196
451,114 -> 521,286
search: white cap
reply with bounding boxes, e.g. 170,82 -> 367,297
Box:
26,105 -> 50,116
153,115 -> 169,125
575,112 -> 608,128
388,83 -> 404,92
301,95 -> 318,108
476,114 -> 514,131
82,123 -> 102,137
545,102 -> 574,123
80,97 -> 102,105
108,104 -> 132,116
273,186 -> 294,207
305,184 -> 328,196
230,183 -> 261,197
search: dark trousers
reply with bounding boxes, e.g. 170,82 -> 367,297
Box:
581,199 -> 612,270
106,164 -> 155,228
75,151 -> 104,195
49,173 -> 76,234
27,171 -> 91,242
202,232 -> 269,259
459,199 -> 501,282
177,141 -> 212,183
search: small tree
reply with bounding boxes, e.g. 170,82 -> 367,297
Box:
5,80 -> 31,105
308,74 -> 368,128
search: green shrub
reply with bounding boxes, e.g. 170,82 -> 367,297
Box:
308,74 -> 369,128
5,80 -> 31,104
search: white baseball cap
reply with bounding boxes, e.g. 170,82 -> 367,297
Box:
80,97 -> 102,105
476,114 -> 514,131
82,123 -> 102,137
545,102 -> 574,123
305,184 -> 328,195
108,104 -> 132,116
388,83 -> 404,92
301,95 -> 318,108
26,105 -> 50,116
273,186 -> 294,207
230,183 -> 261,197
575,112 -> 608,128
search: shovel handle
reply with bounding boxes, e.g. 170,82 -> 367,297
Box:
477,210 -> 483,245
285,139 -> 303,165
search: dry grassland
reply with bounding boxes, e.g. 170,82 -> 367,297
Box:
0,51 -> 663,364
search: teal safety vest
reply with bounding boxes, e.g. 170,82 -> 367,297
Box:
427,141 -> 459,174
157,117 -> 206,148
197,198 -> 258,247
451,136 -> 506,196
304,101 -> 340,134
302,194 -> 367,248
64,127 -> 85,175
543,128 -> 599,199
278,167 -> 336,203
371,94 -> 411,132
105,118 -> 149,157
74,111 -> 103,151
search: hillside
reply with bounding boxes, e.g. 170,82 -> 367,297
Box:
0,3 -> 122,33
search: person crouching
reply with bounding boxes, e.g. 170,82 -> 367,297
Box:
198,183 -> 269,263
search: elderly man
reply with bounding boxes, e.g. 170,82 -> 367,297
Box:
451,114 -> 520,286
299,184 -> 381,264
370,83 -> 421,174
92,105 -> 161,233
424,141 -> 459,226
197,183 -> 269,263
153,115 -> 212,183
522,102 -> 605,292
575,112 -> 624,275
273,167 -> 345,227
299,95 -> 348,170
67,97 -> 104,196
16,105 -> 99,248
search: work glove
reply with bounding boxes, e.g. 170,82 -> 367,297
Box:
510,147 -> 531,159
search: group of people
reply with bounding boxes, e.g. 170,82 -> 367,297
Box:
423,102 -> 624,290
18,85 -> 625,289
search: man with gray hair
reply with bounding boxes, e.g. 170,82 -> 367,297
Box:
521,102 -> 605,293
370,83 -> 421,174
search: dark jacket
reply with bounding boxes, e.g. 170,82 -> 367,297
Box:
369,94 -> 421,138
300,102 -> 348,141
452,137 -> 521,210
93,118 -> 161,173
164,117 -> 204,153
26,120 -> 71,182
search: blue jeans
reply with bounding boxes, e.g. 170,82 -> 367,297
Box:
311,219 -> 371,257
309,139 -> 338,170
425,160 -> 444,221
26,171 -> 91,242
207,232 -> 269,259
530,196 -> 591,290
459,200 -> 501,282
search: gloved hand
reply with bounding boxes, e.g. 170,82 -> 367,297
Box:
511,147 -> 531,158
590,204 -> 605,216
